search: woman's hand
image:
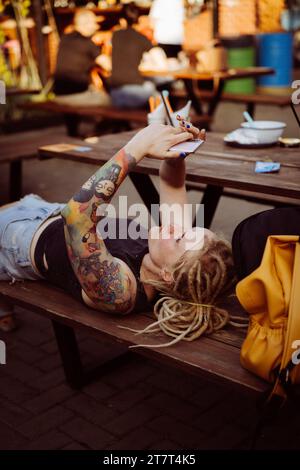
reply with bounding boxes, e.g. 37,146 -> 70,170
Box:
176,115 -> 206,142
162,117 -> 206,168
124,123 -> 193,161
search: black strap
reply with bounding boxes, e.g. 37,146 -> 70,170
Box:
250,392 -> 286,450
251,343 -> 299,448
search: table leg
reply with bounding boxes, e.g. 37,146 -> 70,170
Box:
64,114 -> 80,137
183,79 -> 203,115
182,78 -> 225,125
207,79 -> 225,118
129,172 -> 160,221
9,160 -> 22,202
200,184 -> 223,228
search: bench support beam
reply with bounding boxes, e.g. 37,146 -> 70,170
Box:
52,321 -> 84,389
201,184 -> 223,228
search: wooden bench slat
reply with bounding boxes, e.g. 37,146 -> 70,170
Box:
18,101 -> 211,126
186,181 -> 300,207
0,280 -> 268,394
0,127 -> 74,201
19,101 -> 147,123
0,127 -> 70,163
221,92 -> 291,106
171,89 -> 291,106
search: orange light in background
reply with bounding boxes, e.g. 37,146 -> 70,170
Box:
258,0 -> 285,32
183,10 -> 213,52
219,0 -> 256,37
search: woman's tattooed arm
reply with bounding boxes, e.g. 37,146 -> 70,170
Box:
61,149 -> 138,313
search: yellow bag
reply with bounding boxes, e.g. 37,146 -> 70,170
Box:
236,235 -> 300,400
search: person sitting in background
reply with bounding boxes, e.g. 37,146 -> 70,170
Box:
109,2 -> 156,109
53,9 -> 110,134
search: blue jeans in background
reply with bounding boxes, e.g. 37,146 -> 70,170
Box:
110,81 -> 156,109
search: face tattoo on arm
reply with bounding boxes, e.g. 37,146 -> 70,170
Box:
73,175 -> 96,203
94,164 -> 121,201
61,149 -> 137,313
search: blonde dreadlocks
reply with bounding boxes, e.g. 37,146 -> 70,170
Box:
121,235 -> 247,348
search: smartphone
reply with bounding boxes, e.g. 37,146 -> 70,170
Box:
169,139 -> 204,153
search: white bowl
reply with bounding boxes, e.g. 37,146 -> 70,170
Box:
241,121 -> 286,144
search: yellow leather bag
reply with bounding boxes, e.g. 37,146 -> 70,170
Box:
236,235 -> 300,400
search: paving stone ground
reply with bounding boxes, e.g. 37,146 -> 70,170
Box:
1,306 -> 300,450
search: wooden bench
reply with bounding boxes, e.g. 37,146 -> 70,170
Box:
220,92 -> 291,116
0,280 -> 268,394
19,101 -> 211,135
0,127 -> 73,201
171,89 -> 291,117
186,182 -> 300,209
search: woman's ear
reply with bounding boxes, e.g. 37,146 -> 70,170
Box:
160,267 -> 173,283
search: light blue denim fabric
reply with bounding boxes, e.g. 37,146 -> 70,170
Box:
0,194 -> 65,282
110,81 -> 156,108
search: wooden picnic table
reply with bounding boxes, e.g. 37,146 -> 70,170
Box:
141,66 -> 273,82
39,130 -> 300,228
140,66 -> 274,117
0,127 -> 71,201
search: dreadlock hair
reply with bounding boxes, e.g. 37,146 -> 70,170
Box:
120,235 -> 247,349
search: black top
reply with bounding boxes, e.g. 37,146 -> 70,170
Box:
232,206 -> 300,280
34,217 -> 154,313
109,28 -> 152,88
53,31 -> 100,95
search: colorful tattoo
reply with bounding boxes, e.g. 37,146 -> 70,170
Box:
61,149 -> 137,312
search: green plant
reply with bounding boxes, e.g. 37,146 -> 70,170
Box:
0,0 -> 31,17
0,0 -> 42,88
0,3 -> 13,85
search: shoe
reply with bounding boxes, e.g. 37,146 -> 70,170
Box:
0,314 -> 17,332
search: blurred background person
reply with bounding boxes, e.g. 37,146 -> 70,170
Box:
53,9 -> 110,134
109,2 -> 156,109
150,0 -> 185,58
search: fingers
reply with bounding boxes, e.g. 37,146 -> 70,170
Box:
180,120 -> 199,136
176,115 -> 197,132
161,150 -> 186,159
176,115 -> 206,140
180,124 -> 199,139
172,126 -> 187,134
164,123 -> 204,142
172,131 -> 192,145
199,128 -> 206,141
169,125 -> 190,137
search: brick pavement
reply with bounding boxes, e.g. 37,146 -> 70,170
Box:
1,306 -> 300,450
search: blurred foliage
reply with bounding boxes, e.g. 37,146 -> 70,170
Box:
0,5 -> 10,84
0,1 -> 31,85
0,0 -> 31,17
